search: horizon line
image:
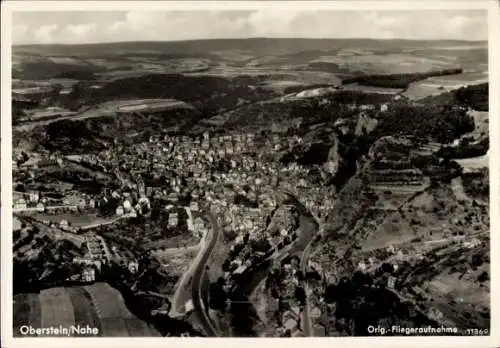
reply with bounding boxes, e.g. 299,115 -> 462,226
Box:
12,36 -> 488,47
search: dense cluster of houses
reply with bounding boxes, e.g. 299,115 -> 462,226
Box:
14,129 -> 334,239
60,131 -> 326,235
71,234 -> 139,283
13,130 -> 339,308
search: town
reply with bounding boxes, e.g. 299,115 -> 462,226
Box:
10,14 -> 491,339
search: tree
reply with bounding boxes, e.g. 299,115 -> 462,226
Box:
381,263 -> 393,274
222,259 -> 231,272
296,270 -> 305,281
294,286 -> 306,305
325,284 -> 337,303
208,281 -> 227,311
243,233 -> 250,244
477,271 -> 489,284
250,237 -> 271,253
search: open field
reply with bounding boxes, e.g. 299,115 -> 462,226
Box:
116,99 -> 193,113
311,53 -> 461,74
260,80 -> 306,93
23,108 -> 77,121
342,83 -> 403,95
455,152 -> 489,173
95,59 -> 211,80
187,67 -> 342,86
403,83 -> 445,100
426,71 -> 488,85
67,286 -> 102,330
84,282 -> 135,319
363,211 -> 417,250
419,252 -> 490,329
12,78 -> 78,88
13,293 -> 42,332
369,184 -> 429,210
96,69 -> 165,80
40,287 -> 76,328
404,71 -> 488,100
425,269 -> 489,309
13,98 -> 194,132
13,283 -> 160,337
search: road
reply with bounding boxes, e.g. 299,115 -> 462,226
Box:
190,211 -> 220,337
169,227 -> 210,318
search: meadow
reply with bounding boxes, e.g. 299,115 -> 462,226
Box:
404,71 -> 488,100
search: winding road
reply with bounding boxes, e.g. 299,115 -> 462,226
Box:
190,211 -> 220,337
169,209 -> 220,337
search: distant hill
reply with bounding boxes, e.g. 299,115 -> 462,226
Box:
13,282 -> 161,337
13,38 -> 487,81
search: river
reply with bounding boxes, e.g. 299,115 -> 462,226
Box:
227,190 -> 319,336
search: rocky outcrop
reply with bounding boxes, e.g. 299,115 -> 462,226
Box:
355,112 -> 378,136
323,135 -> 340,176
368,136 -> 414,161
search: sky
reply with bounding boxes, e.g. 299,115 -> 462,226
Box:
11,9 -> 488,45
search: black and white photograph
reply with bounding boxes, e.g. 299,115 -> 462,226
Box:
1,0 -> 499,345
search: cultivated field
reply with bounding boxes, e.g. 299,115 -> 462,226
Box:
13,283 -> 161,337
188,67 -> 342,86
363,210 -> 417,250
426,269 -> 490,309
404,71 -> 488,100
311,53 -> 458,74
40,287 -> 76,328
342,83 -> 403,95
260,80 -> 306,93
455,152 -> 489,173
14,98 -> 194,132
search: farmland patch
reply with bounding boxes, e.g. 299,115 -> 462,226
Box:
100,317 -> 129,336
40,287 -> 75,329
67,286 -> 102,333
84,282 -> 135,319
